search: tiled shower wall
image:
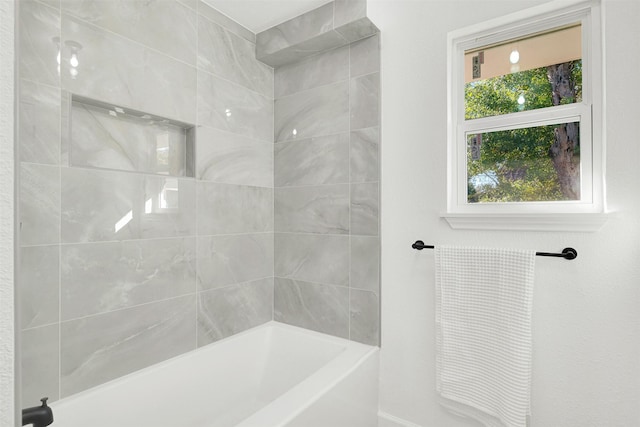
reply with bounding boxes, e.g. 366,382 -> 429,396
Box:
272,34 -> 380,345
18,0 -> 274,403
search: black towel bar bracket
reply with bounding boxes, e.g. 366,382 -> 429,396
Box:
411,240 -> 577,260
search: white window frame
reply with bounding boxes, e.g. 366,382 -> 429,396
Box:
444,0 -> 606,231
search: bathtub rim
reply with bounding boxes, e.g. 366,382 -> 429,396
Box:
51,320 -> 379,416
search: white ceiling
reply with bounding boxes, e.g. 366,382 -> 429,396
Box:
203,0 -> 334,34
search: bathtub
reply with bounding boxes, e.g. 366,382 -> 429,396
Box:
51,321 -> 379,427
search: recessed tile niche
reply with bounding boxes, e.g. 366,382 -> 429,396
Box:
69,95 -> 195,177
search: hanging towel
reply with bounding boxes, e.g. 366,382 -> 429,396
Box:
435,245 -> 536,427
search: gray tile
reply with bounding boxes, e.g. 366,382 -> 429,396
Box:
198,0 -> 255,44
198,15 -> 272,97
350,236 -> 379,292
275,233 -> 349,286
60,90 -> 72,166
61,238 -> 196,320
350,34 -> 380,78
275,81 -> 349,142
258,30 -> 348,68
61,168 -> 196,243
350,72 -> 380,130
350,127 -> 379,183
275,133 -> 349,187
256,3 -> 334,57
60,295 -> 196,397
197,126 -> 273,188
350,289 -> 379,345
19,0 -> 60,87
335,17 -> 379,44
274,277 -> 349,338
21,324 -> 60,404
198,72 -> 273,142
334,0 -> 366,28
197,234 -> 273,290
351,182 -> 379,236
19,163 -> 60,246
197,182 -> 273,235
20,245 -> 59,329
61,15 -> 196,124
275,45 -> 349,98
19,79 -> 61,165
70,101 -> 190,176
61,0 -> 197,65
275,185 -> 349,234
197,278 -> 273,345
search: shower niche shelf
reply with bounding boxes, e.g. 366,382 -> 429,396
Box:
68,95 -> 195,177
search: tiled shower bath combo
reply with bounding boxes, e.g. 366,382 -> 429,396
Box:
18,0 -> 380,424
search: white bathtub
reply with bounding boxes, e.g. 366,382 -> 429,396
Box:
51,321 -> 379,427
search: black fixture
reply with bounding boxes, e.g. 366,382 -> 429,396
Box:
22,397 -> 53,427
411,240 -> 578,260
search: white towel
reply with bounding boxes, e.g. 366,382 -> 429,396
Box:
435,245 -> 536,427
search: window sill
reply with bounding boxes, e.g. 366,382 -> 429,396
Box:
442,212 -> 608,232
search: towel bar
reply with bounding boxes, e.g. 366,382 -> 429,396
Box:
411,240 -> 577,260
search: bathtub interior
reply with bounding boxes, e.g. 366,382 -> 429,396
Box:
51,322 -> 370,427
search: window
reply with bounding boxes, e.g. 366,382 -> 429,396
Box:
445,0 -> 606,231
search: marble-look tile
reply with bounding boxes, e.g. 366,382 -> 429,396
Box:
350,236 -> 379,292
275,233 -> 349,286
350,289 -> 379,345
61,168 -> 196,243
61,0 -> 197,65
61,15 -> 196,124
21,324 -> 60,404
335,17 -> 379,44
350,72 -> 380,130
197,234 -> 273,290
258,30 -> 347,68
350,127 -> 379,183
275,81 -> 349,142
197,278 -> 273,345
37,0 -> 62,10
351,182 -> 379,236
275,45 -> 349,98
61,238 -> 196,320
178,0 -> 198,11
334,0 -> 366,28
60,295 -> 196,397
275,133 -> 349,187
19,79 -> 61,165
274,277 -> 349,339
60,90 -> 72,166
198,15 -> 272,97
20,163 -> 60,246
197,182 -> 273,235
198,72 -> 273,142
275,184 -> 349,234
19,0 -> 60,87
350,34 -> 380,78
198,0 -> 255,44
197,126 -> 272,188
20,245 -> 59,329
70,101 -> 189,176
256,3 -> 334,57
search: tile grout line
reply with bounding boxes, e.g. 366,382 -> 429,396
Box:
195,0 -> 200,351
348,39 -> 352,342
57,0 -> 63,399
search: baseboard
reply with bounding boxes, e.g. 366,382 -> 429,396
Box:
378,411 -> 424,427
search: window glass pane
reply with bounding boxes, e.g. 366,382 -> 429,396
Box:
465,24 -> 582,120
467,121 -> 580,203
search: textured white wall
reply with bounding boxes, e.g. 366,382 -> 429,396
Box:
0,0 -> 16,425
371,0 -> 640,425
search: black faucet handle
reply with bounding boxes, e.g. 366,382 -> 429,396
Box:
40,397 -> 49,407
